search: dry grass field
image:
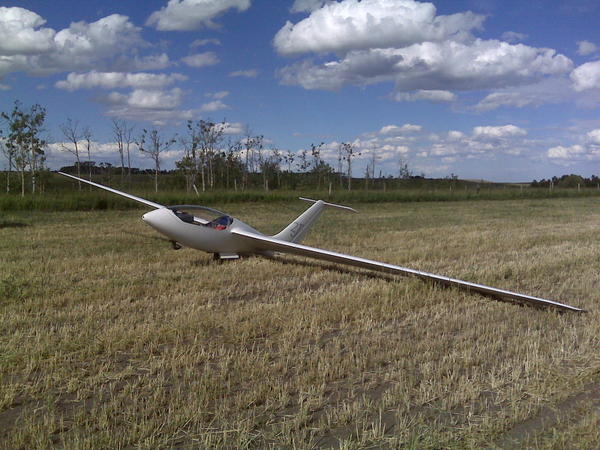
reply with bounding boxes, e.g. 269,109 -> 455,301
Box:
1,198 -> 599,448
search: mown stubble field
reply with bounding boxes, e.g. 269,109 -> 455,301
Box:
1,198 -> 599,448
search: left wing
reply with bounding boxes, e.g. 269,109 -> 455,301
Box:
231,229 -> 584,312
58,172 -> 166,210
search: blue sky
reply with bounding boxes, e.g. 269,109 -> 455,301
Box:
1,0 -> 600,181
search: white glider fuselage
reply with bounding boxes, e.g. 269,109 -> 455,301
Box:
141,208 -> 263,255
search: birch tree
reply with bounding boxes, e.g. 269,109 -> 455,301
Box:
0,133 -> 15,193
340,142 -> 360,191
83,127 -> 93,183
137,128 -> 175,192
1,101 -> 46,196
60,118 -> 83,189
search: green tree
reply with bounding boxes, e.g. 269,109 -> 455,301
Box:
1,101 -> 47,196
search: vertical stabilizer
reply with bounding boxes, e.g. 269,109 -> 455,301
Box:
272,198 -> 356,243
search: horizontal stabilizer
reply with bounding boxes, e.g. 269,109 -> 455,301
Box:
299,197 -> 357,213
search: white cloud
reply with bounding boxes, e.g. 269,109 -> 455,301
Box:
147,0 -> 251,31
275,1 -> 571,98
125,53 -> 171,71
501,31 -> 527,44
545,129 -> 600,164
190,38 -> 221,47
475,78 -> 572,111
393,89 -> 456,102
200,100 -> 228,112
55,71 -> 187,91
222,122 -> 246,135
207,90 -> 229,99
473,125 -> 527,139
124,88 -> 183,109
379,124 -> 422,134
291,0 -> 330,13
229,68 -> 258,77
275,0 -> 484,56
571,60 -> 600,91
547,145 -> 585,159
586,129 -> 600,145
279,39 -> 572,91
577,40 -> 597,56
448,130 -> 465,140
101,87 -> 199,125
0,10 -> 153,78
181,51 -> 219,68
0,7 -> 55,56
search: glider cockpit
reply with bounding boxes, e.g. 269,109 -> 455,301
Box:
206,215 -> 233,230
170,205 -> 233,229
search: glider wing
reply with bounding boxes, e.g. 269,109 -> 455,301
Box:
231,229 -> 584,312
58,172 -> 166,210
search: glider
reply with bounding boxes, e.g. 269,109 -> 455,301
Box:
58,172 -> 584,312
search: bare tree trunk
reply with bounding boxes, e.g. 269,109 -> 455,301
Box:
20,166 -> 25,197
347,158 -> 352,191
6,155 -> 11,193
154,163 -> 158,193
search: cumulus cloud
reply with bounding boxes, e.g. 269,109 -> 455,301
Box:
448,130 -> 465,140
275,0 -> 572,99
547,145 -> 585,159
206,90 -> 229,99
475,78 -> 572,111
279,40 -> 572,91
222,122 -> 246,135
379,124 -> 422,134
586,129 -> 600,145
577,40 -> 597,56
393,89 -> 456,102
55,71 -> 187,91
545,128 -> 600,164
147,0 -> 251,31
0,7 -> 55,55
501,31 -> 527,44
229,68 -> 259,77
571,60 -> 600,91
0,9 -> 156,78
108,88 -> 184,110
291,0 -> 330,13
200,100 -> 228,112
101,87 -> 198,125
190,38 -> 221,47
181,51 -> 219,68
275,0 -> 484,56
473,125 -> 527,139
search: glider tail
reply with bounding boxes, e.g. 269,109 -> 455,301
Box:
272,197 -> 356,244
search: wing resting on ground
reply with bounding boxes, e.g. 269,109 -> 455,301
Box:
231,229 -> 584,312
58,172 -> 165,210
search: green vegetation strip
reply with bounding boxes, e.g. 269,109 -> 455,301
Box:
2,188 -> 600,211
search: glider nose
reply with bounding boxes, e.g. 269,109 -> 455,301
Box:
141,209 -> 172,234
142,210 -> 161,228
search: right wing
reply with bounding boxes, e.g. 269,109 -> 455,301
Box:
58,172 -> 165,210
231,229 -> 585,312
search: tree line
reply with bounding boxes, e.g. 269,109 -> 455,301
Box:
531,174 -> 600,189
4,101 -> 599,197
1,101 -> 379,196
